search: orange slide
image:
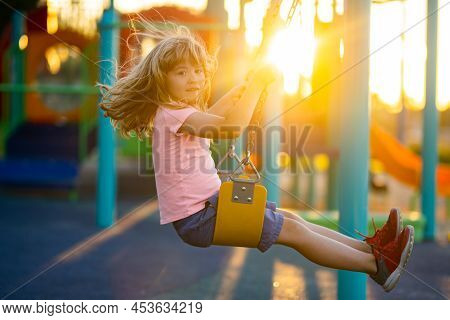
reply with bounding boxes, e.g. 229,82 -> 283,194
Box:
370,123 -> 450,196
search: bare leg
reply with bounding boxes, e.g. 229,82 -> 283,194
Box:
276,209 -> 372,254
276,217 -> 377,274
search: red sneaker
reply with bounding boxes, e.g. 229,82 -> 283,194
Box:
357,208 -> 403,249
370,225 -> 414,292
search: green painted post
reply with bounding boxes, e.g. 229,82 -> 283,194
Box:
421,0 -> 439,240
97,1 -> 118,228
337,0 -> 371,300
11,12 -> 26,132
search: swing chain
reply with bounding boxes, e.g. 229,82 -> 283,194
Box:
286,0 -> 300,25
246,87 -> 268,157
216,0 -> 300,177
245,0 -> 299,159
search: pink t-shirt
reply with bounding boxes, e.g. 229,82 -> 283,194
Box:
152,105 -> 221,224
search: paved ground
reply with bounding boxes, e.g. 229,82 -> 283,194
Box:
1,194 -> 448,300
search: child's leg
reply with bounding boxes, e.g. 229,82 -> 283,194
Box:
276,217 -> 377,274
276,209 -> 372,254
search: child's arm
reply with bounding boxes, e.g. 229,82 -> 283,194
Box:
207,83 -> 246,118
179,66 -> 277,139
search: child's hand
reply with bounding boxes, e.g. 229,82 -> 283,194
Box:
251,64 -> 281,87
229,83 -> 247,104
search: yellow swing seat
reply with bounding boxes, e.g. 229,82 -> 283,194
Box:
212,171 -> 267,248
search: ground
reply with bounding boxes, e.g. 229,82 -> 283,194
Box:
1,193 -> 448,300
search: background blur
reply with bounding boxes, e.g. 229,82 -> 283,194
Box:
0,0 -> 448,300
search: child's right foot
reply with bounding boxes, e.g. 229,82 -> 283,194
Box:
370,225 -> 414,292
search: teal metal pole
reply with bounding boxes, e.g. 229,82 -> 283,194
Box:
337,0 -> 371,300
97,1 -> 118,228
11,11 -> 25,132
421,0 -> 439,240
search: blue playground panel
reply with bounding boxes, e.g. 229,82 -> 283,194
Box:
0,122 -> 96,187
6,122 -> 96,161
0,158 -> 79,188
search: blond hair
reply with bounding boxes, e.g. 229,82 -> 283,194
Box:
99,21 -> 218,140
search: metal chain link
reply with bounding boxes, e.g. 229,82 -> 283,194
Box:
217,0 -> 300,176
246,88 -> 268,158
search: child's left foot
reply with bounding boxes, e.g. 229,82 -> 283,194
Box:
370,225 -> 414,292
357,208 -> 403,249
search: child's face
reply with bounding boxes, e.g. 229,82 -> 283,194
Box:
166,59 -> 206,104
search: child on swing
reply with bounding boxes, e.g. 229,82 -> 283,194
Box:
100,25 -> 414,293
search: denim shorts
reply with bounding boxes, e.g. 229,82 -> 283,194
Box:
172,192 -> 284,252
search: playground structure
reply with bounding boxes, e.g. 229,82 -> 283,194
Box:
0,0 -> 449,300
371,123 -> 450,197
0,5 -> 217,193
